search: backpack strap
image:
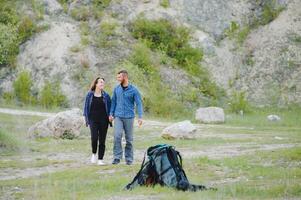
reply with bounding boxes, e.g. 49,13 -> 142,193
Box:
125,152 -> 148,190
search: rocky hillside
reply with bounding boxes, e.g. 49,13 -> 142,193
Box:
0,0 -> 300,115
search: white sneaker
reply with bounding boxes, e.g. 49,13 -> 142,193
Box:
91,154 -> 97,164
97,159 -> 106,166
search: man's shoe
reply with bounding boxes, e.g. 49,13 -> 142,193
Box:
112,159 -> 120,165
91,154 -> 97,164
126,161 -> 133,165
97,159 -> 106,166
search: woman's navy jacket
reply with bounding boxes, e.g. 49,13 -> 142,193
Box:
83,90 -> 112,127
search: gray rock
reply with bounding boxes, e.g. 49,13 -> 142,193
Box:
267,115 -> 281,122
195,107 -> 225,123
161,120 -> 196,139
28,108 -> 85,138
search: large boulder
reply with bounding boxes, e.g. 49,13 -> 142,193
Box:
195,107 -> 225,124
161,120 -> 196,140
28,108 -> 85,138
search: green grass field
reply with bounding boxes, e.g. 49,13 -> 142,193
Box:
0,107 -> 300,199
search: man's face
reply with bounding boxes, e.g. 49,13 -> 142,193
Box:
117,73 -> 125,83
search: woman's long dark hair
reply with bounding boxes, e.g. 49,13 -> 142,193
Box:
90,77 -> 105,91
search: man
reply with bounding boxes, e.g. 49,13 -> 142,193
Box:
109,70 -> 143,165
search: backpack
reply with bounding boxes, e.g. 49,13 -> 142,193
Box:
125,144 -> 212,191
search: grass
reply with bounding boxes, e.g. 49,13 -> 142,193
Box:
0,129 -> 21,154
225,107 -> 301,129
0,158 -> 73,170
0,106 -> 300,199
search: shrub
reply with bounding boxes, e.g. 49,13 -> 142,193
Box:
228,91 -> 250,114
0,24 -> 19,66
79,21 -> 90,46
260,2 -> 284,25
39,80 -> 68,108
17,16 -> 36,43
160,0 -> 170,8
0,1 -> 40,67
92,0 -> 112,9
60,130 -> 76,140
224,21 -> 239,39
224,21 -> 250,45
71,6 -> 90,21
129,18 -> 224,104
2,92 -> 15,104
129,18 -> 203,76
128,42 -> 155,75
96,21 -> 117,47
0,2 -> 19,25
13,71 -> 34,104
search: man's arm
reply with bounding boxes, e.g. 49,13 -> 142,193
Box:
134,88 -> 143,119
109,88 -> 117,120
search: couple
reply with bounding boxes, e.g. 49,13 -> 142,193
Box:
83,70 -> 143,166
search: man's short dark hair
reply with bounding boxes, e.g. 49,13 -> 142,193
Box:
118,70 -> 128,77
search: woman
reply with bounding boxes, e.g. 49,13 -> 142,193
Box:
83,77 -> 112,165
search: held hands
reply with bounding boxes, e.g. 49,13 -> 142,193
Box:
109,115 -> 114,122
108,116 -> 142,127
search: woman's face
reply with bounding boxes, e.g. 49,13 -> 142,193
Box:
96,78 -> 105,90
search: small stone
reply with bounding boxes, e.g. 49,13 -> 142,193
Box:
267,115 -> 281,122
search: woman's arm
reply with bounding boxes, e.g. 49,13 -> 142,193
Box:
83,93 -> 89,126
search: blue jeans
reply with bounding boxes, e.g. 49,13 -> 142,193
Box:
113,117 -> 134,163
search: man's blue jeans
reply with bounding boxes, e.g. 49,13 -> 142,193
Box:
113,117 -> 134,163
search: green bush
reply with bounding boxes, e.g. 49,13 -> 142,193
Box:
96,21 -> 117,47
13,71 -> 34,104
129,18 -> 203,76
71,6 -> 90,21
0,2 -> 19,25
0,24 -> 19,66
0,1 -> 40,67
129,17 -> 224,104
224,21 -> 250,45
224,21 -> 239,39
228,91 -> 250,114
39,80 -> 68,108
79,21 -> 90,46
70,0 -> 112,21
92,0 -> 112,9
2,92 -> 15,104
160,0 -> 170,8
17,16 -> 36,43
57,0 -> 69,13
60,130 -> 76,140
260,2 -> 284,26
128,42 -> 155,75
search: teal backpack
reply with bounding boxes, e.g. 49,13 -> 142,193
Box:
125,144 -> 213,191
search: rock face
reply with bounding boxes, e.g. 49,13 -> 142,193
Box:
161,120 -> 196,139
0,0 -> 300,108
28,108 -> 85,138
267,115 -> 281,122
195,107 -> 225,124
